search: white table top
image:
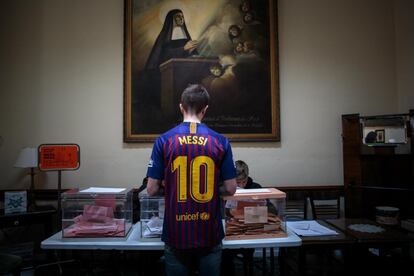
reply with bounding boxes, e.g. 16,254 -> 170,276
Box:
41,222 -> 301,250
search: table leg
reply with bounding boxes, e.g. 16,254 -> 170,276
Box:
270,248 -> 274,275
278,248 -> 285,276
343,246 -> 350,275
262,248 -> 267,276
298,247 -> 305,276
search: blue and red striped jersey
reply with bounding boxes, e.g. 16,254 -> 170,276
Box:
147,122 -> 236,249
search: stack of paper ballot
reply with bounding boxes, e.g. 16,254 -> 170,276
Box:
287,220 -> 338,236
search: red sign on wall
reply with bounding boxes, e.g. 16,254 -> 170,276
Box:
38,144 -> 80,171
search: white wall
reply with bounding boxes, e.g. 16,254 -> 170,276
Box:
395,0 -> 414,112
0,0 -> 403,190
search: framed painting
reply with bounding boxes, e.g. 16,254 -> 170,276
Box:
124,0 -> 280,142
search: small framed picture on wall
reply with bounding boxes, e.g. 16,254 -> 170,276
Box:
375,129 -> 385,143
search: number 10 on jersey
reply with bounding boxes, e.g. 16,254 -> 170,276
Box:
172,156 -> 215,203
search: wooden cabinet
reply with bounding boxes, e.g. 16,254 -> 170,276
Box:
341,110 -> 414,218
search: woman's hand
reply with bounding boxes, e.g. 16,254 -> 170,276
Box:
184,40 -> 198,53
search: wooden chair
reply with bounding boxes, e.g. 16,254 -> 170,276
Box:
285,199 -> 308,221
309,196 -> 341,220
281,191 -> 344,275
283,190 -> 308,221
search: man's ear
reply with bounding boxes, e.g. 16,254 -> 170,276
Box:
202,105 -> 209,115
179,103 -> 185,114
199,105 -> 208,120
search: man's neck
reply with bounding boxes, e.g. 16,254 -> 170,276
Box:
183,114 -> 201,123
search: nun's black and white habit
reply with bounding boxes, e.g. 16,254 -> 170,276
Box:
145,9 -> 198,70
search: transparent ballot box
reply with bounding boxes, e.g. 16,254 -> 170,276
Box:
139,195 -> 165,240
61,187 -> 133,238
223,188 -> 286,240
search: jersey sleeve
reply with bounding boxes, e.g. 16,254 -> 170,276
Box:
146,137 -> 164,180
220,140 -> 237,180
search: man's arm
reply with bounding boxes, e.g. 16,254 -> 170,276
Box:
146,137 -> 164,196
219,140 -> 237,196
147,177 -> 162,196
220,178 -> 237,196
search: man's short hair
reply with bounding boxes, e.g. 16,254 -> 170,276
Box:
235,160 -> 249,180
180,84 -> 210,114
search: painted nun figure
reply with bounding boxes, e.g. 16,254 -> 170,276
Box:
145,9 -> 198,70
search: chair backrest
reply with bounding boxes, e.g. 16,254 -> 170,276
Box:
285,199 -> 308,221
280,189 -> 308,221
309,196 -> 341,220
277,187 -> 344,221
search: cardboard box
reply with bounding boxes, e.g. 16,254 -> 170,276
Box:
224,188 -> 287,240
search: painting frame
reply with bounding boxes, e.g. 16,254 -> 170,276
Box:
124,0 -> 280,142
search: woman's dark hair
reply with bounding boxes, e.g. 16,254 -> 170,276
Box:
180,84 -> 210,114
